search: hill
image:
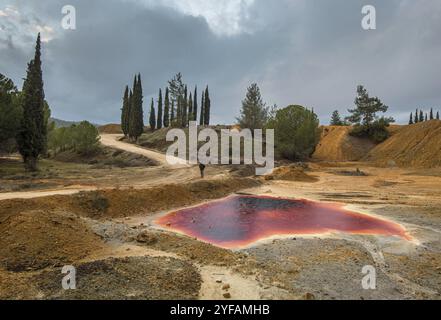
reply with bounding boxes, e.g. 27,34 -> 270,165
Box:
50,118 -> 99,128
365,120 -> 441,168
49,118 -> 78,128
312,126 -> 377,161
98,124 -> 123,134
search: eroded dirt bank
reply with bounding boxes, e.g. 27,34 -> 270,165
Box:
0,164 -> 440,300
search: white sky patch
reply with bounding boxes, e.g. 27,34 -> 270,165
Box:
132,0 -> 256,36
34,25 -> 55,43
0,5 -> 57,47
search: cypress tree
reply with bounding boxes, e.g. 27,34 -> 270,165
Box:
200,89 -> 205,126
121,86 -> 129,136
409,113 -> 413,125
414,109 -> 419,123
425,113 -> 428,122
193,86 -> 198,121
176,95 -> 182,127
157,88 -> 163,129
170,100 -> 175,125
188,93 -> 193,125
430,108 -> 434,120
182,85 -> 188,128
437,111 -> 440,120
419,110 -> 424,122
149,98 -> 156,131
128,76 -> 137,139
204,86 -> 211,126
17,33 -> 47,171
128,74 -> 144,141
164,87 -> 170,128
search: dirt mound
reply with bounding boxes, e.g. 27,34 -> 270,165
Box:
33,256 -> 201,300
95,178 -> 261,218
98,124 -> 123,134
53,147 -> 158,168
313,126 -> 376,161
0,211 -> 105,271
0,178 -> 261,220
365,120 -> 441,168
265,165 -> 318,182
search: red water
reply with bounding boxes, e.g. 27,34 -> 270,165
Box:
155,195 -> 411,249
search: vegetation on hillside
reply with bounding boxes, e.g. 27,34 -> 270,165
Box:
330,110 -> 349,126
267,105 -> 319,160
120,73 -> 212,138
409,108 -> 440,124
0,73 -> 21,153
346,85 -> 395,143
48,121 -> 100,155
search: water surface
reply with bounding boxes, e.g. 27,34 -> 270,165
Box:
155,195 -> 410,249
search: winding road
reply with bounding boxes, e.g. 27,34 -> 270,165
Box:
100,134 -> 188,167
0,134 -> 188,201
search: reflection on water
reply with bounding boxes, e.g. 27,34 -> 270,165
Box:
155,195 -> 411,249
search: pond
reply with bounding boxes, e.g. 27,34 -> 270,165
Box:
155,195 -> 411,249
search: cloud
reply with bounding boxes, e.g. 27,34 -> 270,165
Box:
0,0 -> 440,125
130,0 -> 256,36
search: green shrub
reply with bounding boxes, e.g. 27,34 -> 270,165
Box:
350,117 -> 392,143
48,121 -> 100,155
267,105 -> 319,160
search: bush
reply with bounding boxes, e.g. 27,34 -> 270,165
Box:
349,117 -> 392,143
49,121 -> 100,155
267,105 -> 319,160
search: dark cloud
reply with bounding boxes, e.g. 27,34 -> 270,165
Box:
0,0 -> 440,124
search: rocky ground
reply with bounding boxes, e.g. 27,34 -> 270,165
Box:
1,147 -> 440,300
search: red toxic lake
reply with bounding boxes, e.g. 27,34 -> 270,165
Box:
155,195 -> 411,249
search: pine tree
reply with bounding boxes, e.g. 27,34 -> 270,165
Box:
346,85 -> 389,127
0,73 -> 21,148
425,113 -> 428,122
163,87 -> 170,128
168,73 -> 185,107
121,86 -> 129,136
157,89 -> 163,129
16,33 -> 47,171
437,111 -> 440,120
419,110 -> 424,122
200,89 -> 205,126
237,83 -> 268,131
330,110 -> 344,126
193,86 -> 198,121
430,108 -> 434,120
204,86 -> 211,126
414,109 -> 419,123
409,112 -> 414,125
149,98 -> 156,131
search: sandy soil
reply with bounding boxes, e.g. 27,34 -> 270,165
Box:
100,134 -> 188,167
1,138 -> 440,300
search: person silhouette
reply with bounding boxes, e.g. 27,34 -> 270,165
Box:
199,163 -> 206,179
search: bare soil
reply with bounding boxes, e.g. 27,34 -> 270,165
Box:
1,135 -> 440,300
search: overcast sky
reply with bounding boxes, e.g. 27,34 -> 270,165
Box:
1,0 -> 440,125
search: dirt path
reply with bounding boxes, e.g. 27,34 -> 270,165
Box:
100,134 -> 188,167
0,185 -> 96,201
0,135 -> 192,201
